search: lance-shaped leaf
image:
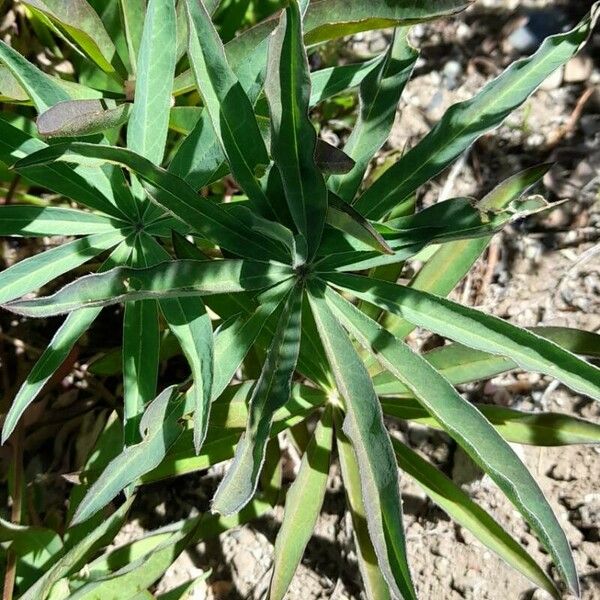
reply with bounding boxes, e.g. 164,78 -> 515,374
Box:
325,273 -> 600,403
140,234 -> 214,453
212,284 -> 304,515
184,0 -> 271,210
0,40 -> 70,112
374,327 -> 600,395
325,287 -> 579,593
1,240 -> 134,444
0,229 -> 126,305
354,6 -> 600,218
0,119 -> 127,220
122,241 -> 160,446
20,498 -> 133,600
4,259 -> 293,317
37,99 -> 131,138
383,399 -> 600,446
268,406 -> 333,600
120,0 -> 146,74
307,285 -> 416,600
14,142 -> 283,260
21,0 -> 124,77
0,206 -> 119,236
335,411 -> 391,600
329,28 -> 417,203
0,64 -> 30,103
127,0 -> 177,165
72,387 -> 186,524
265,0 -> 328,259
392,440 -> 559,598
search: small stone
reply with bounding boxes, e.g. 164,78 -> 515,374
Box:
539,67 -> 564,91
564,55 -> 593,83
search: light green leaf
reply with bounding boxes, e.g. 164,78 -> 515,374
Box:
326,273 -> 600,403
383,399 -> 600,446
21,0 -> 124,77
212,284 -> 304,515
119,0 -> 146,75
269,406 -> 333,600
37,99 -> 131,138
335,411 -> 391,600
265,0 -> 328,258
325,287 -> 578,593
72,387 -> 185,525
355,7 -> 599,218
392,440 -> 559,598
0,206 -> 118,236
307,284 -> 416,600
0,229 -> 126,305
4,259 -> 293,317
329,28 -> 417,202
139,234 -> 214,453
1,239 -> 134,444
127,0 -> 177,165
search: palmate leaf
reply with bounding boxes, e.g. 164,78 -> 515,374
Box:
265,0 -> 328,259
354,6 -> 600,218
1,239 -> 134,444
268,406 -> 333,600
14,142 -> 284,260
21,0 -> 125,78
325,273 -> 600,403
329,27 -> 417,203
392,440 -> 559,598
335,411 -> 391,600
0,229 -> 126,305
4,259 -> 293,317
383,399 -> 600,446
127,0 -> 177,165
307,284 -> 416,600
374,327 -> 600,395
212,284 -> 303,515
325,287 -> 578,593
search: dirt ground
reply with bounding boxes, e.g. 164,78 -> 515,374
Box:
148,1 -> 600,598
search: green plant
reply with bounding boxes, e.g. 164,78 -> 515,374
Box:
1,0 -> 599,598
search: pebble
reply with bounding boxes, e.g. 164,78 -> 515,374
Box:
507,9 -> 569,53
563,55 -> 593,83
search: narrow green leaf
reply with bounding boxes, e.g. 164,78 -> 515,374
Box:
1,240 -> 134,444
20,498 -> 133,600
392,440 -> 559,598
0,40 -> 70,112
329,28 -> 417,203
139,234 -> 214,453
21,0 -> 124,77
0,230 -> 125,305
374,327 -> 600,395
184,0 -> 271,209
212,284 -> 304,515
14,142 -> 284,260
0,206 -> 118,236
383,399 -> 600,446
307,284 -> 416,600
4,259 -> 293,317
265,0 -> 328,258
0,64 -> 29,103
269,406 -> 333,600
335,411 -> 391,600
355,7 -> 599,218
119,0 -> 146,75
325,287 -> 578,593
37,99 -> 131,138
326,273 -> 600,403
127,0 -> 177,165
73,387 -> 184,524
